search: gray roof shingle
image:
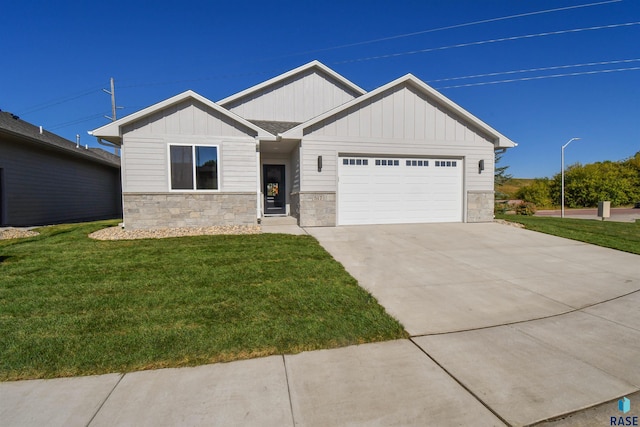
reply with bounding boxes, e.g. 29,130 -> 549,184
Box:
0,111 -> 120,168
248,120 -> 301,135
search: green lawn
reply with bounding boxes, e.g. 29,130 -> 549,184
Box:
498,214 -> 640,255
0,221 -> 407,380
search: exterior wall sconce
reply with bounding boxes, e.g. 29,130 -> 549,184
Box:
478,159 -> 485,173
317,156 -> 323,172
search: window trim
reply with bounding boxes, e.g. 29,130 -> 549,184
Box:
168,143 -> 220,192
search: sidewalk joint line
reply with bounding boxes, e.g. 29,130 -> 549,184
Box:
282,355 -> 297,427
85,372 -> 125,427
408,338 -> 513,427
410,287 -> 640,338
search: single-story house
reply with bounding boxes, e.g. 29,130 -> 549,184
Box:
90,61 -> 516,229
0,111 -> 122,226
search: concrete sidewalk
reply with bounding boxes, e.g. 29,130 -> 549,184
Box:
2,222 -> 639,426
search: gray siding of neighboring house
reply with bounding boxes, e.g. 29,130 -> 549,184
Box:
222,69 -> 361,123
0,138 -> 121,226
119,99 -> 259,229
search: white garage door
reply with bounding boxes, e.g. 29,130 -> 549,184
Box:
338,156 -> 463,225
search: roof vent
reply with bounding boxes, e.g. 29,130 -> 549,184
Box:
39,126 -> 43,134
11,114 -> 19,120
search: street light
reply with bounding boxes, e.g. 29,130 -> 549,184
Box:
561,137 -> 581,218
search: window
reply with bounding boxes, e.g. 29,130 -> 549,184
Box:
170,145 -> 218,190
343,158 -> 368,166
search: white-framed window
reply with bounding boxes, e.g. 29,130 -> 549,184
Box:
169,144 -> 219,190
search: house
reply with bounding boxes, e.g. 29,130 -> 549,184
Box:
89,61 -> 516,229
0,111 -> 122,226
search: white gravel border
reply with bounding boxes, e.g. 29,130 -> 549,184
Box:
88,225 -> 262,240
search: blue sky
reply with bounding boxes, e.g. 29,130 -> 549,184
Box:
2,0 -> 639,178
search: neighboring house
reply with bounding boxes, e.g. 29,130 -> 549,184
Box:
90,60 -> 516,230
0,111 -> 122,226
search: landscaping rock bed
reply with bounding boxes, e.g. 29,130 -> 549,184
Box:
494,219 -> 525,228
0,228 -> 40,240
89,225 -> 262,240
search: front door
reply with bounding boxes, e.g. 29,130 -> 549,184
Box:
263,164 -> 286,215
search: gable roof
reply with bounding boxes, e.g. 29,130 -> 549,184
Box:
217,60 -> 366,107
0,111 -> 120,168
281,74 -> 517,149
89,90 -> 276,144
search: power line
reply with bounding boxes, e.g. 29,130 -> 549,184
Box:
262,0 -> 623,59
18,87 -> 102,116
435,66 -> 640,89
48,113 -> 107,130
335,21 -> 640,64
428,58 -> 640,83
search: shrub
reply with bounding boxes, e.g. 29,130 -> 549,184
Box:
494,201 -> 509,215
515,202 -> 536,216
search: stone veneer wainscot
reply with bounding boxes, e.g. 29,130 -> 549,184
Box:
466,190 -> 494,222
123,193 -> 257,229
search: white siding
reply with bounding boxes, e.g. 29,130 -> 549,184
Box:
121,99 -> 258,193
300,138 -> 493,193
306,84 -> 494,145
123,100 -> 256,138
122,137 -> 167,192
300,83 -> 496,194
290,145 -> 301,192
223,69 -> 360,123
220,140 -> 256,192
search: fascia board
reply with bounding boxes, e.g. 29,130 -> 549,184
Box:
283,74 -> 517,148
89,90 -> 275,141
217,60 -> 366,107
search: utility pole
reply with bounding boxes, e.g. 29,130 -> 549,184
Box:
103,77 -> 119,121
103,77 -> 123,155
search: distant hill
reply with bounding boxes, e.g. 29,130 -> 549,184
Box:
496,178 -> 534,200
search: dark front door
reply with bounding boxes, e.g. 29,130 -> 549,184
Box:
263,164 -> 286,215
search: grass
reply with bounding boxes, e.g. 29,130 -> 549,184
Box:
0,220 -> 407,381
497,214 -> 640,255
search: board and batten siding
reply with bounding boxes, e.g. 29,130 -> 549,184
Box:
0,139 -> 121,226
223,69 -> 361,123
120,99 -> 259,193
299,83 -> 496,193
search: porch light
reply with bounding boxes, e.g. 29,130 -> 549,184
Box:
318,156 -> 323,172
478,159 -> 484,173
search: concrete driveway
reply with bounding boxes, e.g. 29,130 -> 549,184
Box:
306,222 -> 640,425
306,222 -> 639,336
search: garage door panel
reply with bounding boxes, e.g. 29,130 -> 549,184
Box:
338,156 -> 462,225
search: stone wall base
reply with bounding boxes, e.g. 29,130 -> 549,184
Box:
123,192 -> 257,229
467,191 -> 494,222
296,192 -> 336,227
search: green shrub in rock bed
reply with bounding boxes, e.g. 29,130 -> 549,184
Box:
515,202 -> 536,216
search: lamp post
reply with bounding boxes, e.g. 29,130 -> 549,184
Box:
561,137 -> 581,218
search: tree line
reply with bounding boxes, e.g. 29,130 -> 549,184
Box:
515,151 -> 640,208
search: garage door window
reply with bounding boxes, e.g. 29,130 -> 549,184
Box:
342,158 -> 369,166
406,160 -> 429,166
375,159 -> 399,166
435,160 -> 457,167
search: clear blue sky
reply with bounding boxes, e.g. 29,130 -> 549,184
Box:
2,0 -> 639,178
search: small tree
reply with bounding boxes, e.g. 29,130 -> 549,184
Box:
494,152 -> 512,200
